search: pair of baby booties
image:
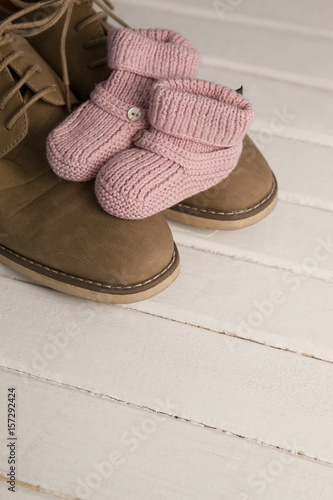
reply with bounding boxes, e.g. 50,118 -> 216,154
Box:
47,28 -> 254,220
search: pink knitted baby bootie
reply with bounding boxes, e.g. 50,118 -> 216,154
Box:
46,29 -> 200,182
95,78 -> 254,219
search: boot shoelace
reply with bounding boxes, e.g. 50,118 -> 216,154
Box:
58,0 -> 129,110
0,0 -> 68,129
0,0 -> 129,122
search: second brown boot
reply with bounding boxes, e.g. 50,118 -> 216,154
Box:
166,135 -> 278,230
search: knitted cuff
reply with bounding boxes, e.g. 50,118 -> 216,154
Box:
108,28 -> 200,79
149,79 -> 254,147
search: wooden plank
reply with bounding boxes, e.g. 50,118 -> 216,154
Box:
123,0 -> 333,32
169,200 -> 333,282
256,138 -> 333,210
198,64 -> 333,146
1,278 -> 333,462
131,245 -> 333,362
115,2 -> 333,86
0,370 -> 333,499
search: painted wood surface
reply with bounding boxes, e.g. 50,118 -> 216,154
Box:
125,0 -> 333,32
1,278 -> 333,464
1,370 -> 333,500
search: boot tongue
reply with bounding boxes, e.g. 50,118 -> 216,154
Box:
0,35 -> 77,106
0,35 -> 77,158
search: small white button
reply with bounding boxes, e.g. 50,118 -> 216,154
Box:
127,107 -> 142,122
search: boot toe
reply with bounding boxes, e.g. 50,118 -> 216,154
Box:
0,164 -> 178,302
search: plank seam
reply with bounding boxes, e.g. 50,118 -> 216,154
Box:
0,473 -> 73,499
119,305 -> 333,366
1,270 -> 333,366
2,365 -> 333,467
278,192 -> 333,214
174,242 -> 333,284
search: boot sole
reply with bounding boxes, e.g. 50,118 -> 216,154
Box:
0,244 -> 180,304
165,175 -> 278,230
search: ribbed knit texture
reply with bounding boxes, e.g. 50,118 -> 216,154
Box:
95,78 -> 254,220
46,28 -> 200,182
109,28 -> 200,78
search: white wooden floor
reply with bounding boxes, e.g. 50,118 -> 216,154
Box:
1,0 -> 333,498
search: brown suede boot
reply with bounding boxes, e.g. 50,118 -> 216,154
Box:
0,7 -> 180,303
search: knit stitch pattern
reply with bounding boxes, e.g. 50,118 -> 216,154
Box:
46,28 -> 200,182
95,78 -> 254,219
